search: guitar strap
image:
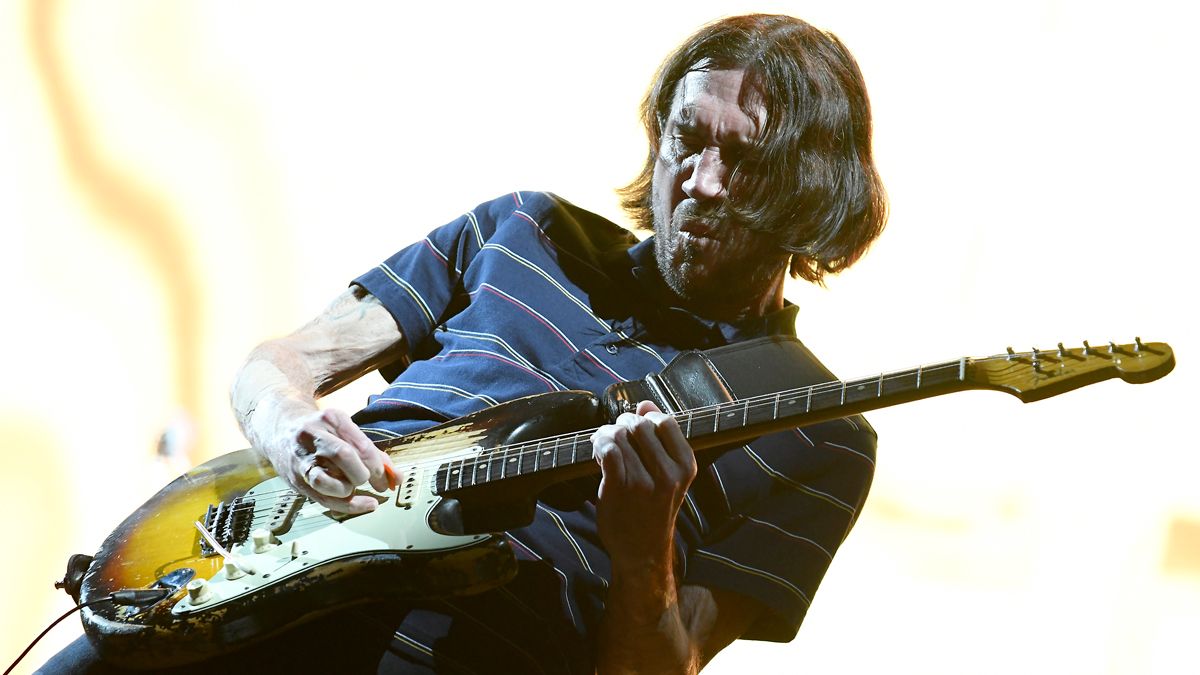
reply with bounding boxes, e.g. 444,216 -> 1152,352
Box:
603,335 -> 849,418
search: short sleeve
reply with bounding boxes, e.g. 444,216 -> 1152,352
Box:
682,418 -> 877,641
352,194 -> 523,351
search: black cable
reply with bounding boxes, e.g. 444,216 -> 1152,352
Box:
4,588 -> 171,675
3,597 -> 106,675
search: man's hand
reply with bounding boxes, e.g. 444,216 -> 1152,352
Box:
592,400 -> 698,571
262,406 -> 396,514
591,400 -> 704,673
231,286 -> 407,514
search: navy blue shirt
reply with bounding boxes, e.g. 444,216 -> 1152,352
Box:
350,192 -> 876,673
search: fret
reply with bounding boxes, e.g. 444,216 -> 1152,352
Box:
839,380 -> 846,405
885,368 -> 919,396
574,435 -> 589,466
772,392 -> 780,421
533,440 -> 542,473
517,446 -> 535,476
806,385 -> 812,413
741,399 -> 749,427
471,457 -> 485,486
916,365 -> 923,388
488,450 -> 505,484
458,459 -> 471,488
877,373 -> 883,398
559,438 -> 569,468
685,412 -> 693,438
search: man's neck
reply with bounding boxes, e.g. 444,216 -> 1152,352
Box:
655,267 -> 788,325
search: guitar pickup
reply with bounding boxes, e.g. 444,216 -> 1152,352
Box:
395,466 -> 420,509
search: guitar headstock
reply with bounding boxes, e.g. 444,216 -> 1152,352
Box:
965,339 -> 1175,402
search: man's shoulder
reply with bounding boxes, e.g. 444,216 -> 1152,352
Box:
478,190 -> 640,256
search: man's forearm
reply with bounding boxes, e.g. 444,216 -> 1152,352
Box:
231,342 -> 320,454
598,558 -> 698,675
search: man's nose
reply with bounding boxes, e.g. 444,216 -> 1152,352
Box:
682,148 -> 727,201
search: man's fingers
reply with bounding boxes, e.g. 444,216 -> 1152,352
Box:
642,410 -> 693,468
596,421 -> 655,491
592,434 -> 626,495
635,400 -> 662,416
615,403 -> 696,487
308,436 -> 367,491
324,409 -> 390,492
303,460 -> 355,499
296,468 -> 378,514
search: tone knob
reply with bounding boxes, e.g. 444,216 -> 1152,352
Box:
185,578 -> 214,605
252,528 -> 276,554
223,559 -> 246,580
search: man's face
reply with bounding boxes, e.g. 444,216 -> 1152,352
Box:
650,68 -> 788,309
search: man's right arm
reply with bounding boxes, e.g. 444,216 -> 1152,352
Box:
231,285 -> 408,514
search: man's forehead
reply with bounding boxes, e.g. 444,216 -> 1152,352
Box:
669,68 -> 766,138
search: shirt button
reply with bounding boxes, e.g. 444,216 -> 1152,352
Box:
605,344 -> 619,355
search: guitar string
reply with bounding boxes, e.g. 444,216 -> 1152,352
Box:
234,358 -> 965,500
222,348 -> 1112,540
231,358 -> 973,530
236,354 -> 1009,517
232,344 -> 1112,508
427,348 -> 1105,472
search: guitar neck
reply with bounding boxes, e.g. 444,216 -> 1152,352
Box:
679,358 -> 970,450
434,358 -> 973,496
433,339 -> 1174,499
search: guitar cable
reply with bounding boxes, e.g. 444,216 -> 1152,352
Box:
3,589 -> 171,675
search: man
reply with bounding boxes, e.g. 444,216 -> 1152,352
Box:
43,13 -> 885,674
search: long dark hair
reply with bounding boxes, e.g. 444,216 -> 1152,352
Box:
619,14 -> 888,283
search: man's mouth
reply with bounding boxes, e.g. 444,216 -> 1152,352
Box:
680,220 -> 714,238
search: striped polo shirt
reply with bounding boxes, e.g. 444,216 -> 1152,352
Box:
350,191 -> 876,673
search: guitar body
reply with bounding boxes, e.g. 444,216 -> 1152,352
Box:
80,390 -> 606,669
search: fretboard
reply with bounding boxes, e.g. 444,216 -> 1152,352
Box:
434,358 -> 970,496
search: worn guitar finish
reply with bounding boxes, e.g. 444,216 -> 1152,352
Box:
79,337 -> 1175,668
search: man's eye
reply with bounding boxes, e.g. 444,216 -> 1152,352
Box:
670,135 -> 699,155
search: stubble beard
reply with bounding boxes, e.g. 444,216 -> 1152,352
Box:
651,205 -> 787,314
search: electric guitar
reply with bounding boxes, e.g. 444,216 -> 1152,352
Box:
74,336 -> 1174,668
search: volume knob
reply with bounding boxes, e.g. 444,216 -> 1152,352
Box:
223,559 -> 246,580
252,528 -> 276,554
185,578 -> 214,605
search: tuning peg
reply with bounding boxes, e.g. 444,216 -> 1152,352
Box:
1006,346 -> 1016,361
1109,341 -> 1118,353
1082,340 -> 1093,355
1057,342 -> 1066,358
1135,337 -> 1145,352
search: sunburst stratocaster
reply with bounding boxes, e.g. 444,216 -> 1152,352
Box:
73,336 -> 1174,668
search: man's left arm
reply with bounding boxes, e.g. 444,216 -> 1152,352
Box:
591,401 -> 762,674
